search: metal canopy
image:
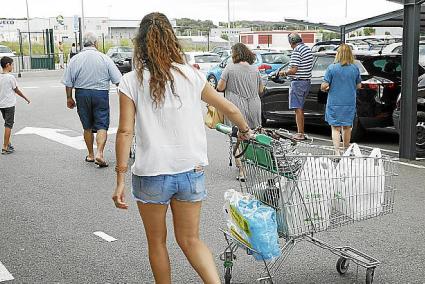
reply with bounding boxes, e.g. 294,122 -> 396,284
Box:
285,5 -> 425,34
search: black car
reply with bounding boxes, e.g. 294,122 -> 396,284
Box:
262,52 -> 425,141
392,74 -> 425,157
106,46 -> 133,74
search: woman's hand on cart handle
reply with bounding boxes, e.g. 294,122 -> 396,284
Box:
238,127 -> 253,140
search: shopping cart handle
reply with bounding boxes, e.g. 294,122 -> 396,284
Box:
215,123 -> 233,135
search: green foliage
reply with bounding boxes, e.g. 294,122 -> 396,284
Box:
363,27 -> 376,36
176,18 -> 216,36
321,31 -> 339,41
221,34 -> 229,41
385,31 -> 391,36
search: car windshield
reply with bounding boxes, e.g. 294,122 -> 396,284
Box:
194,54 -> 221,63
118,47 -> 132,52
261,53 -> 290,64
0,46 -> 12,53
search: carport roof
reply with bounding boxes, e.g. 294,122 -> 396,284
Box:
285,4 -> 425,33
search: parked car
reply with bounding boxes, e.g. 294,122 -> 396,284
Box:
0,45 -> 15,59
311,40 -> 341,53
184,52 -> 222,75
215,49 -> 232,59
206,51 -> 290,89
262,51 -> 425,141
392,74 -> 425,157
381,41 -> 425,66
106,46 -> 133,74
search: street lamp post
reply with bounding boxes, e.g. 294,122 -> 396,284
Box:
81,0 -> 85,38
25,0 -> 32,57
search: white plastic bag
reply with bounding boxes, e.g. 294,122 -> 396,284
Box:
333,144 -> 385,220
223,189 -> 281,261
281,156 -> 335,236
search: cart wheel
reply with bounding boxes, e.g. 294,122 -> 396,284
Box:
224,267 -> 232,284
366,268 -> 375,284
336,257 -> 350,275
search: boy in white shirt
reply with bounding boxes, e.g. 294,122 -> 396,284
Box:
0,56 -> 30,154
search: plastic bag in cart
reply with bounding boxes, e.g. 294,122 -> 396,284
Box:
280,156 -> 335,236
224,189 -> 281,261
332,144 -> 385,221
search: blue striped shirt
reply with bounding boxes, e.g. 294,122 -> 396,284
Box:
62,47 -> 122,90
289,43 -> 313,80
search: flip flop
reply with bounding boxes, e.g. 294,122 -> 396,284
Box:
95,158 -> 109,168
85,156 -> 95,163
1,148 -> 14,155
292,133 -> 307,141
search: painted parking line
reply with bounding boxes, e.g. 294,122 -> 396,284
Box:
93,231 -> 117,242
0,261 -> 14,282
311,136 -> 400,154
309,136 -> 425,169
21,86 -> 40,89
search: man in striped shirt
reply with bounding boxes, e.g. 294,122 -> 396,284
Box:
279,33 -> 313,141
62,32 -> 122,167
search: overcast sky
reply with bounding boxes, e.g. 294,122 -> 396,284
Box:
1,0 -> 402,24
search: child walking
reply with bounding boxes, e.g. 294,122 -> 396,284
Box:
0,56 -> 30,154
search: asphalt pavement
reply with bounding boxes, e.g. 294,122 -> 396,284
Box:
0,70 -> 424,283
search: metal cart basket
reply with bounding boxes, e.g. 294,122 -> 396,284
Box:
216,124 -> 397,284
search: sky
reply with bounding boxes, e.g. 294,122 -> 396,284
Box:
0,0 -> 402,24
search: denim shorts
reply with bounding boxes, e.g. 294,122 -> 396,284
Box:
75,89 -> 110,133
289,80 -> 311,109
132,169 -> 207,205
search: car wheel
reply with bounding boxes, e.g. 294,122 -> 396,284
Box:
208,75 -> 218,89
416,112 -> 425,157
351,116 -> 366,142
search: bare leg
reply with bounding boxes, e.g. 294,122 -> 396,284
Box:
171,199 -> 220,284
2,127 -> 11,150
83,129 -> 95,159
342,126 -> 352,150
331,126 -> 342,155
137,202 -> 171,284
295,108 -> 305,134
95,129 -> 107,161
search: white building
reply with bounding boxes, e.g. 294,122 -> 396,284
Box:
210,27 -> 251,42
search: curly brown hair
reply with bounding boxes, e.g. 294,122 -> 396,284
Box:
231,43 -> 256,64
133,12 -> 186,107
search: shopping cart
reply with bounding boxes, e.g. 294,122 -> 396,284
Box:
216,124 -> 397,284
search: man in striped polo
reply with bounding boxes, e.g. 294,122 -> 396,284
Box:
279,33 -> 313,141
62,32 -> 122,167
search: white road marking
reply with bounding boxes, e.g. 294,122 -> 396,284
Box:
21,86 -> 40,89
309,136 -> 425,169
93,231 -> 117,242
311,136 -> 400,154
0,261 -> 14,282
16,127 -> 89,150
396,161 -> 425,169
50,85 -> 64,88
15,127 -> 119,150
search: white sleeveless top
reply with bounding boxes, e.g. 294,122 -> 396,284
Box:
118,64 -> 208,176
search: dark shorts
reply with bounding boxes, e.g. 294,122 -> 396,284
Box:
75,89 -> 110,133
289,80 -> 311,109
0,106 -> 15,129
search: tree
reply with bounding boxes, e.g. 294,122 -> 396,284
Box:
221,34 -> 229,41
363,27 -> 376,36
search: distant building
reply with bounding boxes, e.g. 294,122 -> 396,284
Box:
239,30 -> 320,50
210,27 -> 251,43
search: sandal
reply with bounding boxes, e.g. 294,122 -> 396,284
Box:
95,158 -> 109,168
1,148 -> 14,155
292,133 -> 306,141
85,156 -> 95,162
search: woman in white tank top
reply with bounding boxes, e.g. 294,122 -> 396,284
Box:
112,12 -> 251,284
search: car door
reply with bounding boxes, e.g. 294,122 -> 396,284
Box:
304,56 -> 334,122
261,69 -> 292,122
